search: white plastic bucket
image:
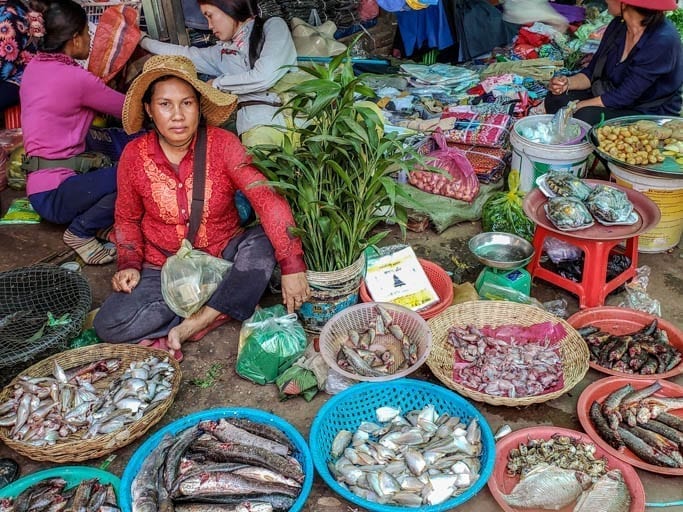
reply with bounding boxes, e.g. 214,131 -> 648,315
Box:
510,115 -> 594,192
610,163 -> 683,253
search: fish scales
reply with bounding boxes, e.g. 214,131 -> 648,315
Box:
502,463 -> 591,510
173,493 -> 294,510
223,419 -> 293,452
616,426 -> 680,467
132,434 -> 175,512
164,426 -> 202,491
175,471 -> 299,499
190,440 -> 304,483
175,505 -> 273,512
201,420 -> 290,456
573,469 -> 631,512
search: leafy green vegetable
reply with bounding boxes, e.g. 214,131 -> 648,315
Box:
191,363 -> 223,388
481,171 -> 535,242
668,9 -> 683,42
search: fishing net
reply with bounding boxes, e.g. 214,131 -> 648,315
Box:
0,264 -> 92,385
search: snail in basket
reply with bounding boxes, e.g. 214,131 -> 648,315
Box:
336,305 -> 419,378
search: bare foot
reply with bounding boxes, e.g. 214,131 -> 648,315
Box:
168,306 -> 221,350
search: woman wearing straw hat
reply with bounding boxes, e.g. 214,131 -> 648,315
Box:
139,0 -> 296,146
545,0 -> 683,125
93,55 -> 310,361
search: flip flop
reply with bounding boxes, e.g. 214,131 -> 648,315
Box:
187,314 -> 231,343
138,336 -> 184,362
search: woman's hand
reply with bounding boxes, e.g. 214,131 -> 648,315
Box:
112,269 -> 140,293
549,75 -> 570,96
281,272 -> 311,314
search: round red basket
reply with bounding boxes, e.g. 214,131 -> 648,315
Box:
359,258 -> 454,320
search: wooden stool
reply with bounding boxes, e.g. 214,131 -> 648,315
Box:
3,105 -> 21,129
527,225 -> 639,309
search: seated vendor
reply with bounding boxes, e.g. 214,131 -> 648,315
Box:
545,0 -> 682,125
93,55 -> 310,361
21,0 -> 124,264
139,0 -> 296,146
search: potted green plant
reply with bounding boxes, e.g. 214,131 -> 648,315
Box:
249,49 -> 419,331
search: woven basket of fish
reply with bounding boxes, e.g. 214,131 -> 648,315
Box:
0,343 -> 181,462
319,302 -> 432,382
309,378 -> 496,510
0,264 -> 92,387
119,407 -> 314,512
426,301 -> 589,407
0,466 -> 121,510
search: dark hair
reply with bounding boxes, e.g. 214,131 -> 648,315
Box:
629,6 -> 666,28
141,75 -> 202,126
197,0 -> 265,69
30,0 -> 87,53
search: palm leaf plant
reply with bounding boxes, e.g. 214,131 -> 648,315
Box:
249,49 -> 420,273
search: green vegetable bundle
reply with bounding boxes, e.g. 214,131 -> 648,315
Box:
481,170 -> 535,242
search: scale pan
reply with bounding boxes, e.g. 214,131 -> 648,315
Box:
468,232 -> 535,270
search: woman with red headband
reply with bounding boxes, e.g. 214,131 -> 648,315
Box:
139,0 -> 296,145
545,0 -> 682,125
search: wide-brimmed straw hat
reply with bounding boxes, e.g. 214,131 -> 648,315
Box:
122,55 -> 238,134
620,0 -> 676,10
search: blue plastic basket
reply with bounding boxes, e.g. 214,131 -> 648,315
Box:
0,466 -> 120,500
119,408 -> 313,512
309,378 -> 496,512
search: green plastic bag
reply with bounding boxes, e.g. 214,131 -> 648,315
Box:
0,197 -> 41,224
481,170 -> 535,242
236,305 -> 307,385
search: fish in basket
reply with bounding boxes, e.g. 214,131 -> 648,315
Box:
0,344 -> 181,462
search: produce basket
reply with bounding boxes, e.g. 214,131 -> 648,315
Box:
319,302 -> 432,382
0,343 -> 181,462
427,301 -> 589,406
359,258 -> 454,320
0,264 -> 92,386
120,407 -> 314,512
0,466 -> 120,500
309,378 -> 495,511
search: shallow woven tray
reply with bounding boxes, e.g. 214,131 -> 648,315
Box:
426,301 -> 589,407
0,343 -> 181,462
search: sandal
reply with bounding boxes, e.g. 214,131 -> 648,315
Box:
187,314 -> 231,343
139,336 -> 184,362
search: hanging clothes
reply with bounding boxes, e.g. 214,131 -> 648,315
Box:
395,2 -> 454,58
442,0 -> 518,62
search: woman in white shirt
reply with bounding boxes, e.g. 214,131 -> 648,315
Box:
140,0 -> 297,144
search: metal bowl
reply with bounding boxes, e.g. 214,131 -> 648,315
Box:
468,232 -> 535,270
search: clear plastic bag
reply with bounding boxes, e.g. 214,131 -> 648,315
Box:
236,305 -> 308,385
161,239 -> 232,318
324,367 -> 356,395
543,236 -> 583,264
619,266 -> 661,316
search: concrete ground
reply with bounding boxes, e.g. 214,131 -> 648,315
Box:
0,184 -> 682,511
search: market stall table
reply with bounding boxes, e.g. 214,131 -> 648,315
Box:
523,180 -> 661,308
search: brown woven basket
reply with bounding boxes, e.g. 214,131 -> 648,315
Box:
0,343 -> 181,462
426,301 -> 589,407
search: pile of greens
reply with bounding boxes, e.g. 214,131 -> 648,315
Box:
668,9 -> 683,42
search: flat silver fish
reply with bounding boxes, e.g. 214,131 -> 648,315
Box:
573,469 -> 631,512
502,463 -> 592,510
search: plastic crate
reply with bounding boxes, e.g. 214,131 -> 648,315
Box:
78,0 -> 142,25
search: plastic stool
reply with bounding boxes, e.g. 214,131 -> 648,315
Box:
3,105 -> 21,129
526,225 -> 639,309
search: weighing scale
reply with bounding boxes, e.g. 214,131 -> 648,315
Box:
468,232 -> 535,299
